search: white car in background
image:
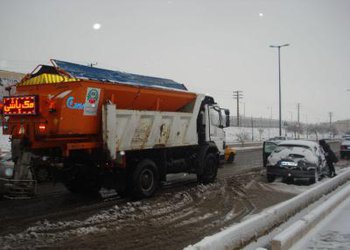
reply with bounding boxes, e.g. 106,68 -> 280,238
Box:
266,140 -> 328,184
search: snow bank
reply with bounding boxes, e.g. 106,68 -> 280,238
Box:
224,126 -> 333,144
225,127 -> 281,144
271,182 -> 350,250
184,168 -> 350,250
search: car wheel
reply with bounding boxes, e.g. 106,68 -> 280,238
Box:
283,176 -> 294,184
267,174 -> 275,183
309,169 -> 318,184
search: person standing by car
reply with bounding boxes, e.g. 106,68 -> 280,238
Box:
319,139 -> 338,177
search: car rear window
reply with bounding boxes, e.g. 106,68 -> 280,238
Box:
273,144 -> 311,153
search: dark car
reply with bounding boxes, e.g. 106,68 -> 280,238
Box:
265,140 -> 328,184
340,136 -> 350,159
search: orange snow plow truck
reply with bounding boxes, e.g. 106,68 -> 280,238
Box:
0,60 -> 230,198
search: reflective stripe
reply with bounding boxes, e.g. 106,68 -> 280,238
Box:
19,74 -> 80,86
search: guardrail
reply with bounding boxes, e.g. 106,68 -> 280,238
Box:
271,182 -> 350,250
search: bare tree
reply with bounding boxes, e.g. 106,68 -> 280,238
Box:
236,131 -> 249,147
307,124 -> 317,140
286,122 -> 303,138
258,128 -> 264,141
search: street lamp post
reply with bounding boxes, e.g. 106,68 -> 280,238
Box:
270,43 -> 289,136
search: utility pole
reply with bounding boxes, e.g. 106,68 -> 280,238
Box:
233,91 -> 243,127
329,112 -> 333,138
329,112 -> 333,128
251,116 -> 254,141
270,43 -> 290,136
297,103 -> 301,138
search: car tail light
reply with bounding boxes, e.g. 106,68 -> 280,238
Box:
37,123 -> 47,134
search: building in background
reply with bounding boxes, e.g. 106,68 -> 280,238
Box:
0,70 -> 24,98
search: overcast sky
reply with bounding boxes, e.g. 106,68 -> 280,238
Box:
1,0 -> 349,123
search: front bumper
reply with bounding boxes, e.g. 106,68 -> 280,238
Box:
267,166 -> 316,179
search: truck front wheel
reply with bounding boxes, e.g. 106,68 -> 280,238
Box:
132,159 -> 159,199
198,153 -> 218,184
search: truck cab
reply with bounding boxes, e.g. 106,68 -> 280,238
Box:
205,104 -> 230,163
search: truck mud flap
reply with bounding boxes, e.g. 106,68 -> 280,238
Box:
0,178 -> 37,199
1,151 -> 38,199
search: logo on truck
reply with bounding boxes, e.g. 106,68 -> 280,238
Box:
87,88 -> 99,104
65,88 -> 100,115
66,96 -> 84,110
84,88 -> 100,116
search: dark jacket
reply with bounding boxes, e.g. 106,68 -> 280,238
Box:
319,140 -> 338,163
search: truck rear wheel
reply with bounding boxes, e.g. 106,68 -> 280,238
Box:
197,153 -> 218,184
132,159 -> 159,199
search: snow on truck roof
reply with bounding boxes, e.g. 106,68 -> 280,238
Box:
51,59 -> 188,91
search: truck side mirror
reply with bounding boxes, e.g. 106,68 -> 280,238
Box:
224,109 -> 230,127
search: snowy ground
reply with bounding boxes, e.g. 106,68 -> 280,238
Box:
0,126 -> 347,249
1,163 -> 348,249
0,166 -> 297,249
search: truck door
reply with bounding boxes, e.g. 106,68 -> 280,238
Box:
208,106 -> 225,155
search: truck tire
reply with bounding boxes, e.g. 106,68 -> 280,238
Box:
197,153 -> 218,184
132,159 -> 159,199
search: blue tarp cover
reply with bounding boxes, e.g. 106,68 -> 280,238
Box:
52,59 -> 187,91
